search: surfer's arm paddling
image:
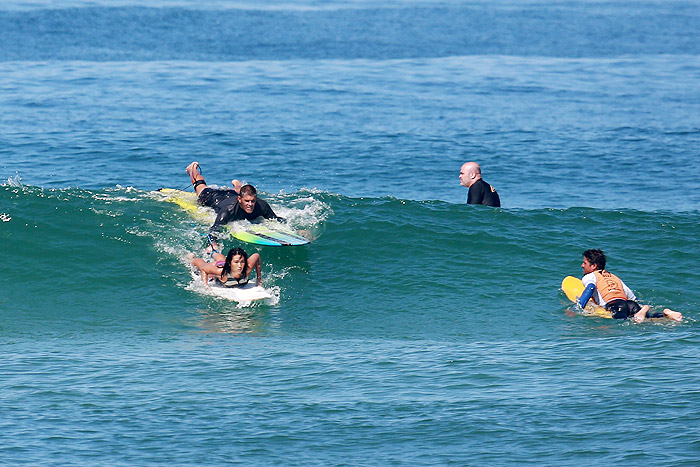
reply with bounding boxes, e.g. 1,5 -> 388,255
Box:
577,283 -> 596,308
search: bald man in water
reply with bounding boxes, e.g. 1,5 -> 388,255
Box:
459,162 -> 501,207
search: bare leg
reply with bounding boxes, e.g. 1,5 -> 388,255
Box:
633,305 -> 650,323
662,308 -> 683,322
191,253 -> 225,267
231,179 -> 242,192
186,161 -> 208,196
190,254 -> 226,287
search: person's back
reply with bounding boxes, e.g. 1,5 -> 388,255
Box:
468,178 -> 501,207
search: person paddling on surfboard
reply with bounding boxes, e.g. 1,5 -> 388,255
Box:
186,161 -> 281,251
190,247 -> 262,288
579,249 -> 682,323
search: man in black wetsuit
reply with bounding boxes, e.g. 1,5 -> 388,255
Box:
186,161 -> 280,250
459,161 -> 501,207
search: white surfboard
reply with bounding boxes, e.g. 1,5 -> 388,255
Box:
189,270 -> 273,303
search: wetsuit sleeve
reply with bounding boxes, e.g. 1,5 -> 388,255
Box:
258,200 -> 283,221
581,273 -> 601,305
578,283 -> 596,308
208,207 -> 232,242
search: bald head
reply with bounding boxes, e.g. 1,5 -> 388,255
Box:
459,162 -> 482,188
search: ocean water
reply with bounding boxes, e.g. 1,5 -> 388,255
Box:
2,0 -> 700,464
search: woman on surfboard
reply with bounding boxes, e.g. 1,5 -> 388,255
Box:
190,247 -> 262,288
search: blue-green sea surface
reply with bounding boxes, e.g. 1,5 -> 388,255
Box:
1,0 -> 700,464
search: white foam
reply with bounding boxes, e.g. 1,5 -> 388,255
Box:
3,175 -> 23,187
269,193 -> 332,231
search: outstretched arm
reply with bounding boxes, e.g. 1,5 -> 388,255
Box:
259,199 -> 284,221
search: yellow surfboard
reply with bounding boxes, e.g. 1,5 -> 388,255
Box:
561,276 -> 612,319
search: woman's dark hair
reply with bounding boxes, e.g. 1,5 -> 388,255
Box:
583,249 -> 606,270
222,248 -> 249,278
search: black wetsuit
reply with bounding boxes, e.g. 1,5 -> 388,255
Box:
198,188 -> 279,241
467,179 -> 501,207
605,299 -> 642,320
605,299 -> 666,320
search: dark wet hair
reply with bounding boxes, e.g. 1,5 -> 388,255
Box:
583,249 -> 606,270
222,248 -> 249,278
239,185 -> 257,197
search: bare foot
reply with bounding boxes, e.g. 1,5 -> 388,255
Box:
231,179 -> 242,192
662,308 -> 683,322
186,162 -> 200,183
633,305 -> 650,323
205,242 -> 220,255
187,161 -> 208,194
186,161 -> 200,180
